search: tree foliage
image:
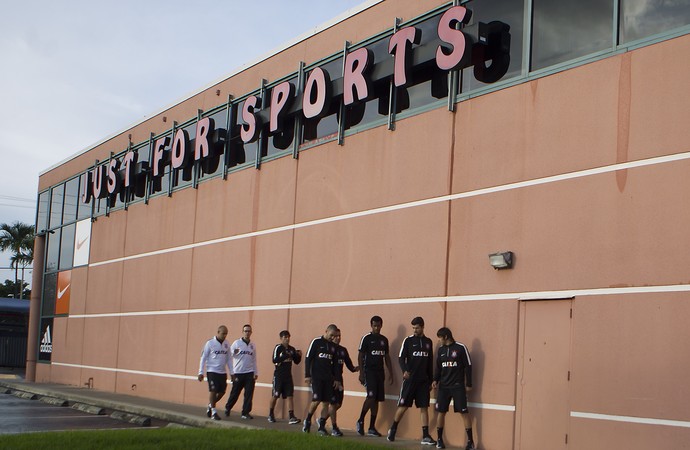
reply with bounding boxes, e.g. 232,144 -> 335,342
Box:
0,221 -> 34,299
0,279 -> 30,298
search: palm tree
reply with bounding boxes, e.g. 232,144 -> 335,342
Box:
0,221 -> 35,298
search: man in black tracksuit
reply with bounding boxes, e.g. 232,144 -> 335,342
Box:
356,315 -> 394,437
268,330 -> 302,424
433,327 -> 475,450
387,316 -> 436,446
324,327 -> 358,437
303,324 -> 340,435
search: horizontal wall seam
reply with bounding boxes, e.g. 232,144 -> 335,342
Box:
88,150 -> 690,269
50,362 -> 513,411
67,283 -> 690,319
571,411 -> 690,429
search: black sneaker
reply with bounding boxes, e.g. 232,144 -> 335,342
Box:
331,427 -> 343,437
387,428 -> 396,442
367,428 -> 382,437
356,420 -> 364,436
436,437 -> 446,449
206,406 -> 212,418
317,427 -> 328,436
289,416 -> 300,425
421,436 -> 437,446
224,406 -> 230,417
241,414 -> 254,420
267,415 -> 276,423
302,419 -> 311,433
211,412 -> 221,421
465,442 -> 476,450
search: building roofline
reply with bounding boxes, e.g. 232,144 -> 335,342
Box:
39,0 -> 383,177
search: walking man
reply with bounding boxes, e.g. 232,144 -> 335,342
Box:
324,327 -> 358,436
268,330 -> 302,424
356,315 -> 394,437
433,327 -> 475,450
387,316 -> 436,445
303,324 -> 340,435
198,325 -> 231,420
224,324 -> 258,419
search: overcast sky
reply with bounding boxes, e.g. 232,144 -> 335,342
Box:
0,0 -> 369,285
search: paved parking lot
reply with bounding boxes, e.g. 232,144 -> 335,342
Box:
0,391 -> 155,434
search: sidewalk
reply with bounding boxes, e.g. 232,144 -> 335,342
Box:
0,369 -> 426,448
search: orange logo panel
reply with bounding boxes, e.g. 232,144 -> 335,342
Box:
55,270 -> 71,315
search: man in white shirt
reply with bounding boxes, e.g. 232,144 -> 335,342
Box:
198,325 -> 231,420
224,324 -> 259,419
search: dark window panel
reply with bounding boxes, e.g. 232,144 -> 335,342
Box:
462,0 -> 525,91
620,0 -> 690,43
77,173 -> 92,221
199,109 -> 228,179
531,0 -> 613,71
45,229 -> 61,273
63,177 -> 79,223
172,122 -> 196,189
49,184 -> 64,229
36,191 -> 50,233
302,58 -> 342,144
41,273 -> 57,317
58,223 -> 75,271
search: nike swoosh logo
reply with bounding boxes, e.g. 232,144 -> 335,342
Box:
76,235 -> 89,250
57,284 -> 71,299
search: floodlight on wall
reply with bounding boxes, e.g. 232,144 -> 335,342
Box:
489,251 -> 513,270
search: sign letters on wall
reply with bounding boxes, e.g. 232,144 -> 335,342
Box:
81,6 -> 511,206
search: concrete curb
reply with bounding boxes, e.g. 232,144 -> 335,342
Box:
39,396 -> 69,407
10,390 -> 37,400
110,411 -> 151,427
72,403 -> 105,415
0,380 -> 257,431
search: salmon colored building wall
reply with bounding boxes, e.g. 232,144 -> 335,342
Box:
33,1 -> 690,449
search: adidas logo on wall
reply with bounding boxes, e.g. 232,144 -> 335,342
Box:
40,326 -> 52,353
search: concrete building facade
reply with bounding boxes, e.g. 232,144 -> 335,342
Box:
30,1 -> 690,448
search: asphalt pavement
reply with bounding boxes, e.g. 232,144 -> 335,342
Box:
0,367 -> 430,448
0,392 -> 153,434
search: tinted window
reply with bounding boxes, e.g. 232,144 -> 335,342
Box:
58,223 -> 75,271
94,197 -> 107,217
49,184 -> 64,229
531,0 -> 613,70
396,13 -> 450,113
150,132 -> 172,196
346,39 -> 389,130
302,58 -> 342,145
172,122 -> 196,189
125,143 -> 150,202
77,173 -> 92,220
199,108 -> 227,179
231,99 -> 259,168
42,272 -> 57,317
620,0 -> 690,43
264,78 -> 298,159
462,0 -> 525,91
36,190 -> 50,233
63,177 -> 79,223
45,228 -> 61,272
